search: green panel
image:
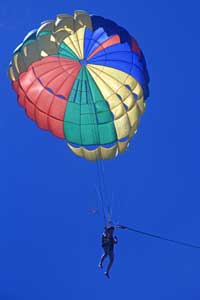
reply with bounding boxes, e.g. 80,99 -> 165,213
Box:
81,113 -> 97,125
64,66 -> 117,146
64,103 -> 80,124
81,125 -> 99,145
64,122 -> 81,144
81,104 -> 95,114
37,31 -> 52,37
68,80 -> 80,103
95,100 -> 110,113
68,68 -> 88,104
98,123 -> 117,144
98,111 -> 113,124
58,42 -> 79,61
85,69 -> 105,104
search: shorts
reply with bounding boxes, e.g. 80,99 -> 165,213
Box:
103,245 -> 114,255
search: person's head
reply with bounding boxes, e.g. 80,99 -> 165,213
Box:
105,225 -> 115,234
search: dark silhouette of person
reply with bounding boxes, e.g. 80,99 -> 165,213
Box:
98,225 -> 118,278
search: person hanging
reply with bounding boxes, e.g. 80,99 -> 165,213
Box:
98,225 -> 118,278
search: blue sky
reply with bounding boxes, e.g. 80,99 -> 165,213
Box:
1,0 -> 200,299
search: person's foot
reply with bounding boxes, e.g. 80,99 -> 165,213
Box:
98,263 -> 103,269
104,271 -> 110,278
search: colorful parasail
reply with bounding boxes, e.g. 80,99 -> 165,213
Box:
8,11 -> 150,160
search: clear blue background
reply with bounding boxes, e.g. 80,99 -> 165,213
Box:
1,0 -> 200,299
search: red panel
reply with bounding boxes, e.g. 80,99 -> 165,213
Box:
12,56 -> 82,140
26,80 -> 44,104
37,68 -> 65,86
35,89 -> 54,113
34,61 -> 61,78
48,98 -> 67,120
12,81 -> 19,93
45,71 -> 72,92
131,37 -> 141,56
56,68 -> 81,100
60,61 -> 80,73
19,69 -> 36,93
17,90 -> 26,107
35,108 -> 49,130
48,116 -> 65,138
16,83 -> 26,108
33,57 -> 79,78
24,97 -> 35,120
33,56 -> 66,67
88,35 -> 120,59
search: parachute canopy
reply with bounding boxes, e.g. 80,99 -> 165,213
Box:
9,11 -> 149,160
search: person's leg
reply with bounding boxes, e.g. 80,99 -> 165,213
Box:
105,251 -> 114,277
99,252 -> 107,268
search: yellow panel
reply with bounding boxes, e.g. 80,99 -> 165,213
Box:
124,75 -> 138,90
87,64 -> 105,79
88,64 -> 125,91
127,104 -> 140,127
87,64 -> 139,120
68,143 -> 130,161
112,103 -> 126,119
100,145 -> 118,160
63,28 -> 84,58
133,83 -> 143,98
136,98 -> 145,114
75,27 -> 86,59
129,121 -> 139,138
88,64 -> 138,104
106,94 -> 121,110
117,85 -> 131,100
8,67 -> 16,81
87,65 -> 125,106
13,54 -> 20,73
87,65 -> 115,98
67,143 -> 118,161
88,64 -> 138,91
114,114 -> 130,139
67,144 -> 84,158
123,93 -> 135,110
117,141 -> 129,154
83,148 -> 101,161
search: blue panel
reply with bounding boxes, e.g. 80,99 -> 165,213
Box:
88,43 -> 132,65
119,136 -> 129,142
90,51 -> 133,64
89,58 -> 133,75
85,28 -> 108,58
68,142 -> 118,149
91,15 -> 132,47
83,28 -> 94,59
